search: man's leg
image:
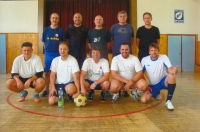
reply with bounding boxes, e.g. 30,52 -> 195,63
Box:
33,78 -> 45,102
110,79 -> 123,102
100,80 -> 110,101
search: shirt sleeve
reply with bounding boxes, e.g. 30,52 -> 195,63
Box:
156,27 -> 160,39
134,57 -> 142,72
34,56 -> 44,72
72,59 -> 80,73
11,57 -> 19,74
163,55 -> 172,68
102,59 -> 110,73
111,57 -> 118,71
81,59 -> 89,71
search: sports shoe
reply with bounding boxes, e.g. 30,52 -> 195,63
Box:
100,91 -> 106,101
112,93 -> 119,102
165,100 -> 174,110
18,90 -> 28,102
88,90 -> 94,100
68,95 -> 74,103
130,89 -> 140,101
155,94 -> 162,100
123,91 -> 129,97
63,92 -> 68,97
40,90 -> 48,97
105,91 -> 112,98
34,92 -> 41,103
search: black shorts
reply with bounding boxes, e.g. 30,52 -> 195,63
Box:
18,76 -> 35,88
85,79 -> 102,90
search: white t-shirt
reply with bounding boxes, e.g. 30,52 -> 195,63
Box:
111,54 -> 142,80
50,55 -> 80,84
81,58 -> 110,81
141,54 -> 172,85
11,54 -> 43,78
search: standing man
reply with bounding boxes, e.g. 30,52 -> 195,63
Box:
141,43 -> 178,110
110,10 -> 134,57
87,15 -> 111,60
80,46 -> 110,101
41,13 -> 65,97
48,42 -> 80,105
110,43 -> 148,102
6,42 -> 45,102
66,13 -> 89,69
136,12 -> 160,61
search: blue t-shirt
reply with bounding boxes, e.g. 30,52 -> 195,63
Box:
42,26 -> 65,52
110,23 -> 134,54
88,28 -> 111,60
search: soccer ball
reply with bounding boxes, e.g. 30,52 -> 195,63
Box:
74,94 -> 87,107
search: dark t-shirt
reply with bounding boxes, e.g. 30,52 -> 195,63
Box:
66,24 -> 89,57
88,28 -> 111,60
136,26 -> 160,51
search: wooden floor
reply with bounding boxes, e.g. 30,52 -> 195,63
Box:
0,72 -> 200,132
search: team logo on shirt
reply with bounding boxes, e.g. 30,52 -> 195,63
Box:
118,28 -> 128,34
55,34 -> 58,37
94,37 -> 101,42
87,69 -> 93,77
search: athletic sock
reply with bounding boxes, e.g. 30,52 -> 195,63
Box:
166,83 -> 176,101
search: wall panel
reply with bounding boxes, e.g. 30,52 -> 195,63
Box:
6,33 -> 38,73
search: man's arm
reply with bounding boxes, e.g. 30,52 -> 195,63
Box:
49,71 -> 57,97
167,66 -> 179,75
131,71 -> 143,84
73,71 -> 80,98
111,37 -> 114,48
136,38 -> 140,48
111,70 -> 130,84
87,42 -> 91,50
131,37 -> 134,46
80,70 -> 87,95
156,39 -> 160,45
66,39 -> 69,45
95,72 -> 110,85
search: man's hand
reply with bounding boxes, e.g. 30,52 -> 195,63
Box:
16,80 -> 24,90
124,80 -> 133,90
24,79 -> 32,88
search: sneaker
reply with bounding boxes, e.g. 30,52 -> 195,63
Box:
105,91 -> 112,98
165,100 -> 174,110
34,92 -> 41,103
40,90 -> 48,97
155,94 -> 162,100
112,93 -> 119,102
18,90 -> 28,102
100,91 -> 106,101
63,92 -> 68,97
68,95 -> 74,103
130,89 -> 140,101
88,90 -> 94,100
123,91 -> 129,97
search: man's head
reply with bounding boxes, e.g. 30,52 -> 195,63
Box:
73,13 -> 82,27
50,13 -> 59,26
149,43 -> 159,60
94,15 -> 103,27
143,12 -> 152,26
21,42 -> 33,60
117,11 -> 127,25
59,42 -> 69,57
120,42 -> 130,59
91,46 -> 102,61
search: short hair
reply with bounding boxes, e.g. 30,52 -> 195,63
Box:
90,46 -> 102,57
143,12 -> 152,18
59,41 -> 68,47
120,42 -> 130,49
117,10 -> 127,18
50,13 -> 59,19
21,42 -> 33,48
149,43 -> 160,51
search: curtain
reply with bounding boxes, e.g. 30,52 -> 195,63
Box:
44,0 -> 130,31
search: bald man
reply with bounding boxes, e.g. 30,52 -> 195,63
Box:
87,15 -> 111,60
41,13 -> 65,97
66,13 -> 89,69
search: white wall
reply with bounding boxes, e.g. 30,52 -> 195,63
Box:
137,0 -> 199,40
198,0 -> 200,40
0,1 -> 38,33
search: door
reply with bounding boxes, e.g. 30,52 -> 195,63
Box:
168,35 -> 195,72
0,34 -> 6,73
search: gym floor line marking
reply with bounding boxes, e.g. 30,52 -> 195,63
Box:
6,93 -> 165,118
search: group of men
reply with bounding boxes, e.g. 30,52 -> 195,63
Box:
6,11 -> 178,110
